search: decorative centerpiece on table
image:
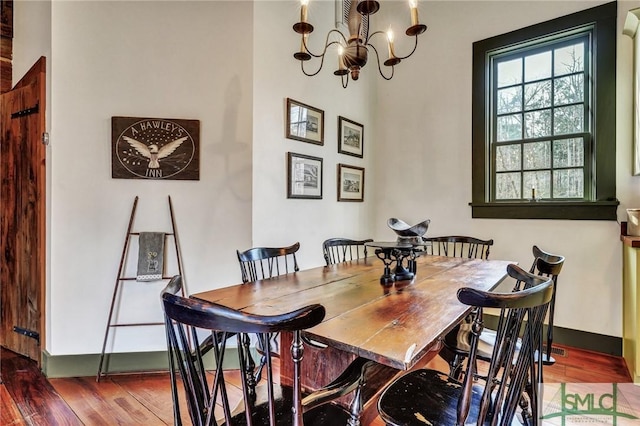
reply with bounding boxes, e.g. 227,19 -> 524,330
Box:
366,218 -> 431,286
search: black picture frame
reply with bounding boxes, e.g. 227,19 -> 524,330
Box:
286,98 -> 324,145
287,152 -> 323,199
338,116 -> 364,158
337,163 -> 364,202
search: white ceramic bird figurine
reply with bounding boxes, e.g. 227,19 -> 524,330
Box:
122,136 -> 188,169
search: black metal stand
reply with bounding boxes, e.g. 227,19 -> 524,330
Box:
367,242 -> 425,286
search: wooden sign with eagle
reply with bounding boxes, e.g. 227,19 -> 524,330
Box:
112,116 -> 200,180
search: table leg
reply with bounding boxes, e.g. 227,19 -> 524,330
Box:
280,332 -> 438,425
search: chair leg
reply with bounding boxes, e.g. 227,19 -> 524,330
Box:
347,361 -> 374,426
544,305 -> 556,365
450,353 -> 465,381
518,393 -> 535,426
438,345 -> 466,381
241,333 -> 257,396
543,287 -> 557,366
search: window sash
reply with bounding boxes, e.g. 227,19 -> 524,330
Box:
488,34 -> 592,202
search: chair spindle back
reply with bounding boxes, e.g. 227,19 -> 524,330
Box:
424,235 -> 494,259
322,238 -> 373,265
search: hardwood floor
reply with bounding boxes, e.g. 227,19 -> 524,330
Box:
1,345 -> 633,425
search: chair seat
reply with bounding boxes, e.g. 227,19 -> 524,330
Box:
378,369 -> 521,426
378,369 -> 480,426
225,384 -> 353,426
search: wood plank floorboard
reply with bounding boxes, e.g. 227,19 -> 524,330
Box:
1,384 -> 27,426
1,344 -> 633,425
51,375 -> 167,425
1,348 -> 80,425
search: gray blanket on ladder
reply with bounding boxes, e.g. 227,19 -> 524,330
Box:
137,232 -> 165,281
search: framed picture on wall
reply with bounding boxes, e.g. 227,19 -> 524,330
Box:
337,163 -> 364,202
286,98 -> 324,145
287,152 -> 323,199
338,116 -> 363,158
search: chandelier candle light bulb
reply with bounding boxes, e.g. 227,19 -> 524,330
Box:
387,29 -> 395,59
409,0 -> 419,26
300,0 -> 308,23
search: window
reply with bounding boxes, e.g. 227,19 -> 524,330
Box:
471,2 -> 618,220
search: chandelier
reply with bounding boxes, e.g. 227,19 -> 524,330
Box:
293,0 -> 427,88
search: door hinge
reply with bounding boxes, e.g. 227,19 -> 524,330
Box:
11,102 -> 40,119
13,326 -> 40,343
42,132 -> 49,145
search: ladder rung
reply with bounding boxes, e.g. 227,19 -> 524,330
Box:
130,232 -> 175,236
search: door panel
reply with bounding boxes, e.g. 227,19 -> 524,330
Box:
0,57 -> 46,364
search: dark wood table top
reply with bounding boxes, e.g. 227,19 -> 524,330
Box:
191,255 -> 513,370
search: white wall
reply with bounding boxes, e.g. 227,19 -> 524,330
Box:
373,0 -> 639,338
252,1 -> 376,269
24,0 -> 254,355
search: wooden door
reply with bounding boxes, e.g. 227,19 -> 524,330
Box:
0,57 -> 46,364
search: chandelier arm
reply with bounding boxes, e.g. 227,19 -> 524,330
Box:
368,44 -> 395,81
393,34 -> 420,61
300,56 -> 326,77
341,73 -> 349,89
303,29 -> 348,58
367,30 -> 387,41
300,39 -> 346,77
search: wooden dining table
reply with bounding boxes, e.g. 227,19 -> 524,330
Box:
191,253 -> 513,423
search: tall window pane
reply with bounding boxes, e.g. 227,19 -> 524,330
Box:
554,74 -> 584,106
553,138 -> 584,167
525,51 -> 552,82
497,114 -> 522,141
496,144 -> 521,171
496,173 -> 521,199
523,141 -> 550,169
497,87 -> 523,114
497,59 -> 522,87
553,169 -> 584,198
554,43 -> 584,75
524,170 -> 551,198
524,110 -> 552,138
554,105 -> 584,135
524,81 -> 552,110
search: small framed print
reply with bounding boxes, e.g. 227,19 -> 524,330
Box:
286,98 -> 324,145
287,152 -> 323,199
338,116 -> 364,158
337,164 -> 364,202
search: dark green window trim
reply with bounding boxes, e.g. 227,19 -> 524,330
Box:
471,1 -> 618,220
